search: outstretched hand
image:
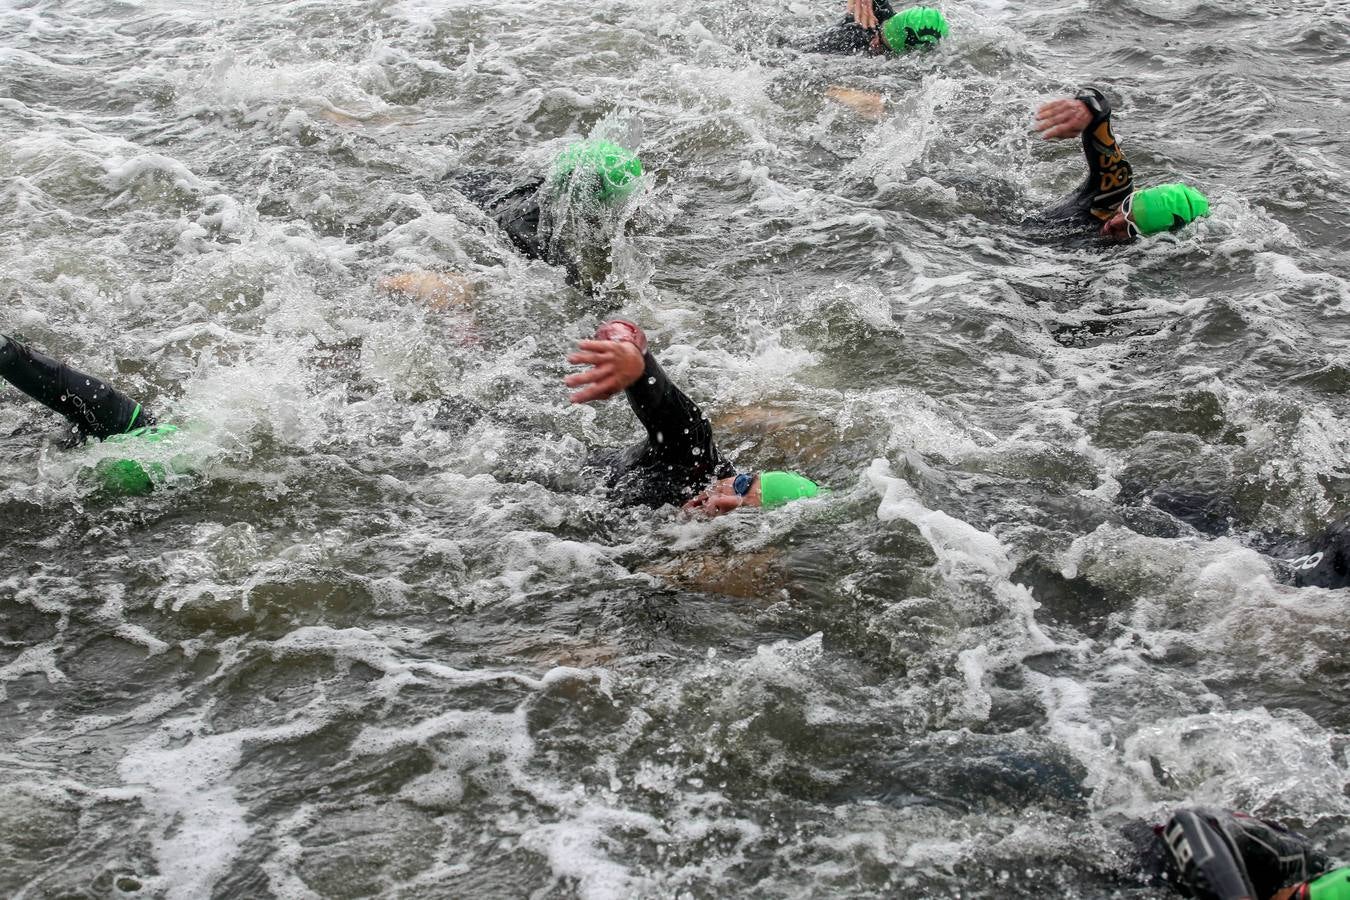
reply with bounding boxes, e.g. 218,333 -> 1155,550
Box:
1034,98 -> 1092,140
847,0 -> 878,30
565,339 -> 645,404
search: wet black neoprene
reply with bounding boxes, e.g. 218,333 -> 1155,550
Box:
453,173 -> 582,285
793,0 -> 897,54
1155,808 -> 1330,900
1042,88 -> 1135,228
0,335 -> 153,442
605,351 -> 734,507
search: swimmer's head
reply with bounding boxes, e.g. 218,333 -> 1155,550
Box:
550,140 -> 643,203
880,6 -> 949,54
683,470 -> 821,516
1305,867 -> 1350,900
90,457 -> 163,496
1105,183 -> 1211,240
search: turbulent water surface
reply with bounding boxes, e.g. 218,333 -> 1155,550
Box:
3,0 -> 1350,896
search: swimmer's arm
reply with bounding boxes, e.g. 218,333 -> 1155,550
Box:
847,0 -> 879,29
377,271 -> 476,310
1035,89 -> 1134,219
623,354 -> 717,462
846,0 -> 895,29
1075,89 -> 1133,218
825,85 -> 885,121
0,334 -> 150,440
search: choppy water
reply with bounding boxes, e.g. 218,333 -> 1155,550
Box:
3,0 -> 1350,897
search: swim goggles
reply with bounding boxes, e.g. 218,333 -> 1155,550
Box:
1121,191 -> 1140,239
733,472 -> 756,496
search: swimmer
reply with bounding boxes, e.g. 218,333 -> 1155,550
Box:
452,139 -> 642,292
1132,806 -> 1349,900
793,2 -> 949,55
0,334 -> 180,494
563,320 -> 822,513
1034,89 -> 1211,240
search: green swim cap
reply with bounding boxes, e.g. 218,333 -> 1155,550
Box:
94,424 -> 183,495
550,139 -> 643,203
758,471 -> 821,508
1128,184 -> 1210,236
92,457 -> 165,497
1310,867 -> 1350,900
881,7 -> 950,53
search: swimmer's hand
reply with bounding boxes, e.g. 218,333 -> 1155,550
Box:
565,339 -> 645,404
825,86 -> 885,121
682,476 -> 762,517
847,0 -> 879,30
1034,98 -> 1093,140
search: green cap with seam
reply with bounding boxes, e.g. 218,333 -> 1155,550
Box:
1128,184 -> 1210,236
96,424 -> 183,495
92,457 -> 165,496
1310,867 -> 1350,900
881,7 -> 950,53
758,471 -> 821,508
551,139 -> 643,203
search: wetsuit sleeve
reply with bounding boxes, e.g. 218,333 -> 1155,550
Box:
604,351 -> 733,506
1043,88 -> 1134,226
1159,808 -> 1327,900
624,352 -> 720,467
1074,88 -> 1134,220
0,335 -> 151,440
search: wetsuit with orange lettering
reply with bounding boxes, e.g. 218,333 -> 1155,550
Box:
1042,87 -> 1134,228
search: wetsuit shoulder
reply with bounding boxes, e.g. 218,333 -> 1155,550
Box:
454,173 -> 586,285
474,176 -> 549,259
790,0 -> 896,54
608,351 -> 732,507
1042,87 -> 1134,227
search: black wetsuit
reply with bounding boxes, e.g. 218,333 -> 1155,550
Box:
0,335 -> 153,444
1139,808 -> 1331,900
795,0 -> 896,54
1124,483 -> 1350,591
1042,88 -> 1135,229
603,350 -> 734,507
1272,517 -> 1350,590
452,173 -> 583,285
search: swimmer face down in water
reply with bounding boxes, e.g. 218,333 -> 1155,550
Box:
563,320 -> 821,515
1033,88 -> 1211,241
